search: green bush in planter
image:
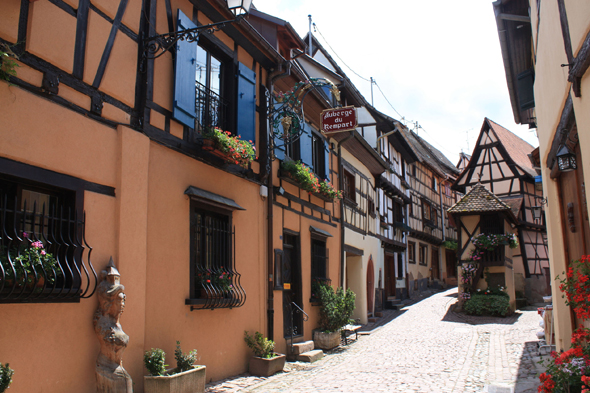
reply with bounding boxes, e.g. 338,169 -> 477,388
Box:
317,284 -> 356,333
144,348 -> 167,376
174,341 -> 198,373
464,293 -> 510,317
0,363 -> 14,393
244,331 -> 276,358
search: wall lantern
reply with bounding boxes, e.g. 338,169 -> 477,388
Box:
142,0 -> 252,60
226,0 -> 253,17
557,144 -> 577,172
532,197 -> 548,221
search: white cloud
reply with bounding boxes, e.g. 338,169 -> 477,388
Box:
252,0 -> 539,163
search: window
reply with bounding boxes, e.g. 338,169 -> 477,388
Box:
368,197 -> 376,218
285,138 -> 301,162
422,200 -> 431,221
188,194 -> 245,309
173,11 -> 255,144
432,176 -> 437,191
431,207 -> 438,227
194,44 -> 227,132
394,201 -> 403,223
408,242 -> 416,264
408,201 -> 414,217
0,175 -> 95,302
412,164 -> 417,177
343,170 -> 355,201
480,214 -> 504,234
419,244 -> 428,265
311,133 -> 326,180
310,238 -> 329,302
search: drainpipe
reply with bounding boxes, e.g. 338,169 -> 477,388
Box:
375,125 -> 400,153
266,62 -> 291,341
339,131 -> 355,288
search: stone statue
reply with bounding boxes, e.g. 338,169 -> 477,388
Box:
94,257 -> 133,392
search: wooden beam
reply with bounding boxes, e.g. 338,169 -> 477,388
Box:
498,13 -> 530,23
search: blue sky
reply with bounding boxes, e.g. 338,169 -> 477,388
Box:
251,0 -> 539,164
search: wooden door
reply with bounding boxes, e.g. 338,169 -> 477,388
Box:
446,249 -> 457,278
282,234 -> 303,338
431,247 -> 440,280
384,254 -> 396,298
367,257 -> 375,314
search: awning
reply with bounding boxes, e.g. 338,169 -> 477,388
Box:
310,226 -> 333,238
184,186 -> 245,211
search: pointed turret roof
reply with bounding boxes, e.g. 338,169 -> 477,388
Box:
448,183 -> 517,223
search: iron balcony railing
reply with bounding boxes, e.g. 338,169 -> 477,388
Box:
195,81 -> 228,132
0,195 -> 98,303
186,214 -> 245,310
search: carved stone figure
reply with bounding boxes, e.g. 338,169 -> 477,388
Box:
94,257 -> 132,392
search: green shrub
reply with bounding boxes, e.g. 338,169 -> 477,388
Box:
244,331 -> 275,358
317,284 -> 356,332
0,363 -> 14,393
174,341 -> 197,373
464,294 -> 511,317
144,348 -> 167,376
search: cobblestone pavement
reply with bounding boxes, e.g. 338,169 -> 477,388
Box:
206,288 -> 546,393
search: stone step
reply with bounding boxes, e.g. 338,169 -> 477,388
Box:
287,340 -> 314,355
368,317 -> 378,323
296,349 -> 323,363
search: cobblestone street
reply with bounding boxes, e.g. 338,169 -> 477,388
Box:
206,288 -> 546,393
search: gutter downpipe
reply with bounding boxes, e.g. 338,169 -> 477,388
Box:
339,131 -> 355,287
375,125 -> 400,153
266,61 -> 291,341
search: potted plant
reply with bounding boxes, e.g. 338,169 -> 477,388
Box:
0,233 -> 62,289
313,284 -> 356,350
144,341 -> 206,393
280,160 -> 342,201
202,128 -> 256,168
0,363 -> 13,393
244,331 -> 286,377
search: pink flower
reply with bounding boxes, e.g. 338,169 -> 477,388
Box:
23,232 -> 28,238
41,250 -> 46,255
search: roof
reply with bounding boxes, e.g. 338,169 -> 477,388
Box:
486,118 -> 537,177
399,127 -> 461,179
500,195 -> 523,218
448,183 -> 514,219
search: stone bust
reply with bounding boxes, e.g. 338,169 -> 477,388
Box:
94,258 -> 132,392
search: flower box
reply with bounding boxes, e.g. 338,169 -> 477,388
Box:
248,354 -> 286,377
144,366 -> 206,393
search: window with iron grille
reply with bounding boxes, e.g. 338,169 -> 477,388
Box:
310,238 -> 329,302
188,201 -> 245,310
0,176 -> 97,303
311,133 -> 326,179
194,44 -> 228,132
408,241 -> 416,264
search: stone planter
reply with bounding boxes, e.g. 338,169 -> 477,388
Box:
313,329 -> 340,350
248,353 -> 286,377
144,366 -> 206,393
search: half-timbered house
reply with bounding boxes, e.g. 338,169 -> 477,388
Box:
0,0 -> 303,390
452,118 -> 548,303
399,127 -> 462,294
492,0 -> 590,350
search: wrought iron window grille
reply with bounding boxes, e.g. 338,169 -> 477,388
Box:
187,206 -> 245,310
0,195 -> 98,303
195,81 -> 228,133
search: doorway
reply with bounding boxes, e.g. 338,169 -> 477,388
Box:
282,233 -> 303,338
384,253 -> 396,298
431,247 -> 440,281
366,257 -> 375,315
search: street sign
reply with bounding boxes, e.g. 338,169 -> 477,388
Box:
320,106 -> 357,135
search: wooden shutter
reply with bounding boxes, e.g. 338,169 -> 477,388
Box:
517,68 -> 535,111
300,122 -> 313,168
237,62 -> 256,144
323,140 -> 330,181
173,10 -> 197,128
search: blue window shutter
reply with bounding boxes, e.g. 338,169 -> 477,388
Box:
237,62 -> 256,144
323,140 -> 330,181
300,122 -> 313,168
173,10 -> 197,128
272,102 -> 285,160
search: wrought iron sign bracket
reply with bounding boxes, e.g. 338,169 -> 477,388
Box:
142,16 -> 243,62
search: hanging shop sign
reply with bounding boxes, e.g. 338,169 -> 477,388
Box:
320,106 -> 358,135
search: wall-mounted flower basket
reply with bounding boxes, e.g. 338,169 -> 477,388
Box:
201,128 -> 256,168
279,160 -> 342,201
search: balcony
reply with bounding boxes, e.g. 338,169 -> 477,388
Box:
195,81 -> 228,132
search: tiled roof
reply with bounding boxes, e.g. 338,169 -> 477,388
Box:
500,196 -> 523,218
486,118 -> 537,177
399,127 -> 460,178
448,183 -> 512,215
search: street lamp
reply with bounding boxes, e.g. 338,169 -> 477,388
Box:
142,0 -> 252,60
532,197 -> 548,221
556,144 -> 577,172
